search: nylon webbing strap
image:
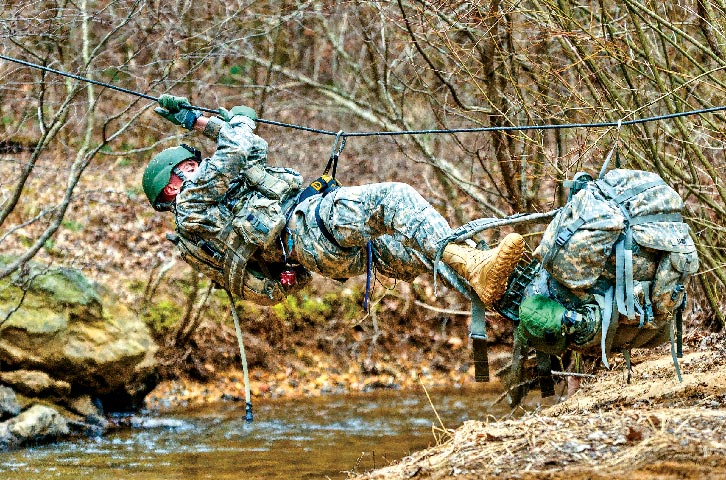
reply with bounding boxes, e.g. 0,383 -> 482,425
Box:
641,281 -> 653,327
536,351 -> 555,397
670,319 -> 683,383
541,216 -> 587,271
614,230 -> 636,320
628,213 -> 683,226
624,228 -> 635,318
314,194 -> 346,249
601,286 -> 615,368
609,180 -> 664,204
470,295 -> 489,382
614,237 -> 626,318
676,293 -> 687,358
623,348 -> 632,384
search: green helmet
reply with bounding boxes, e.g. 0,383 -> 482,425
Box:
142,145 -> 199,210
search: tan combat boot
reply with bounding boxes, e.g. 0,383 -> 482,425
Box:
442,233 -> 525,305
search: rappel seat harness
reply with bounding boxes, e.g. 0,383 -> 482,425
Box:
293,132 -> 376,310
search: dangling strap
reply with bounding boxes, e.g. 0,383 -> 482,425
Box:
614,236 -> 626,317
641,281 -> 653,327
470,294 -> 489,382
624,228 -> 635,318
614,230 -> 636,320
536,351 -> 555,398
226,289 -> 253,423
623,348 -> 632,384
676,292 -> 687,358
670,318 -> 683,383
363,241 -> 373,312
601,286 -> 616,368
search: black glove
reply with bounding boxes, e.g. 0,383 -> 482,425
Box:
155,94 -> 202,130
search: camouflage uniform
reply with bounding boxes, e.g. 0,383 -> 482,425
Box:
288,182 -> 451,281
174,114 -> 453,302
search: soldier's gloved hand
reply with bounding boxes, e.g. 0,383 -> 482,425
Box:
154,94 -> 202,130
217,105 -> 257,122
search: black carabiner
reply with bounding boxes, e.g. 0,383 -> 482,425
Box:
324,130 -> 346,178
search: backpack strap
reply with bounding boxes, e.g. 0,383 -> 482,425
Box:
629,213 -> 683,225
600,286 -> 618,368
536,351 -> 555,397
669,317 -> 683,383
614,230 -> 636,320
676,292 -> 686,358
541,212 -> 594,272
640,281 -> 653,327
596,178 -> 667,321
471,292 -> 489,382
605,180 -> 665,204
623,348 -> 632,384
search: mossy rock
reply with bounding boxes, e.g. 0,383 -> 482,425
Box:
0,257 -> 158,411
0,256 -> 101,321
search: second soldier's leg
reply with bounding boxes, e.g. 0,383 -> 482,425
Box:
291,181 -> 523,303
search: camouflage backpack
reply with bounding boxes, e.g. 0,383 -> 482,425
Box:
533,168 -> 698,330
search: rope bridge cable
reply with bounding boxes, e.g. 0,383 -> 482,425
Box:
2,53 -> 726,137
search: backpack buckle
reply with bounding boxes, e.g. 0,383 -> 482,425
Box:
555,227 -> 575,247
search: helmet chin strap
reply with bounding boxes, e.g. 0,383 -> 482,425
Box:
172,165 -> 190,183
172,158 -> 202,184
154,200 -> 175,212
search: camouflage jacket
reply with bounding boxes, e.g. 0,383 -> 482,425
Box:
172,115 -> 309,304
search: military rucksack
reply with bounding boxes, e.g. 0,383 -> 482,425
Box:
533,168 -> 698,329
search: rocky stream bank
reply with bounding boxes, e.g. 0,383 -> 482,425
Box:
3,259 -> 725,480
0,261 -> 158,449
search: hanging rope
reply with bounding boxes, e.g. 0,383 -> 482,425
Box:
225,289 -> 253,424
2,53 -> 725,139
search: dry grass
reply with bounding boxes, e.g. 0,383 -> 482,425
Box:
354,335 -> 726,479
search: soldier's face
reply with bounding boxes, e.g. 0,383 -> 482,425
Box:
176,159 -> 199,178
159,160 -> 199,202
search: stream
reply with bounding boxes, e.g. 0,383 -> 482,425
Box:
0,386 -> 528,479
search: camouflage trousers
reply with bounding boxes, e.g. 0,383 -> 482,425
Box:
288,182 -> 452,281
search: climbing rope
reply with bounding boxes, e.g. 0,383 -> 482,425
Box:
225,289 -> 253,424
2,53 -> 725,139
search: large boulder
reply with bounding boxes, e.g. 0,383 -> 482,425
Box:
0,386 -> 20,420
0,260 -> 159,448
0,261 -> 158,410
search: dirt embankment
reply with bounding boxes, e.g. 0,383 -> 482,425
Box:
355,334 -> 726,480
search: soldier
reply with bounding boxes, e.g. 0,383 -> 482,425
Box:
142,94 -> 525,306
501,165 -> 698,401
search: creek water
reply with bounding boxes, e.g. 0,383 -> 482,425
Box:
0,386 -> 526,479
